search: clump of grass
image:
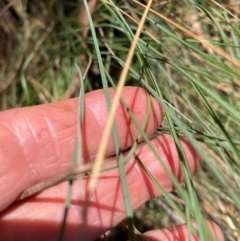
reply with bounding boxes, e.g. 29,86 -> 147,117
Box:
1,0 -> 239,240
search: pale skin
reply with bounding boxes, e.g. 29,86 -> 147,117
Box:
0,87 -> 224,241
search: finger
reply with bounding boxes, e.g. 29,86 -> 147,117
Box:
0,134 -> 201,241
141,220 -> 224,241
0,87 -> 163,211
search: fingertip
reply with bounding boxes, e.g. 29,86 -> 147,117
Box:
153,134 -> 201,180
148,93 -> 164,133
205,220 -> 225,241
133,134 -> 201,199
83,87 -> 163,158
180,137 -> 201,177
142,221 -> 224,241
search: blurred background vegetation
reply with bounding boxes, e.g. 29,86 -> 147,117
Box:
0,0 -> 239,240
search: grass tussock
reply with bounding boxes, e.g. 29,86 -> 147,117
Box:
0,0 -> 239,240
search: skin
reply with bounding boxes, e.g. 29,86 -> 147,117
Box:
0,87 -> 224,241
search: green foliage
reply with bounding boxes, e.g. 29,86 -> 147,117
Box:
0,0 -> 239,240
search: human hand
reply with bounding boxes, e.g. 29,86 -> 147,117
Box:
0,87 -> 223,240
